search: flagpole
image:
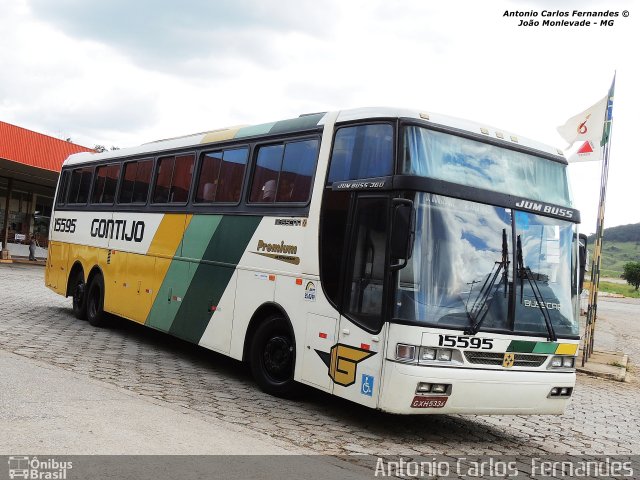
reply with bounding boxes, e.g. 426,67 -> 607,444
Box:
581,77 -> 615,366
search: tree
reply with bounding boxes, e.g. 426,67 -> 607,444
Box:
622,262 -> 640,291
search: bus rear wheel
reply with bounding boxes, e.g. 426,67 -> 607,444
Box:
249,315 -> 297,397
86,274 -> 108,327
71,272 -> 87,320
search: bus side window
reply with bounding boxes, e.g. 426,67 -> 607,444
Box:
327,124 -> 393,183
56,171 -> 70,205
195,148 -> 248,203
68,167 -> 93,204
120,160 -> 153,204
249,139 -> 319,204
276,139 -> 318,203
250,145 -> 284,203
152,154 -> 194,204
91,163 -> 120,204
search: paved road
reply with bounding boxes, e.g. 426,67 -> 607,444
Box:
1,263 -> 639,456
0,350 -> 295,455
594,297 -> 640,360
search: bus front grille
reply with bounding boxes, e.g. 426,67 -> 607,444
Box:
464,351 -> 547,367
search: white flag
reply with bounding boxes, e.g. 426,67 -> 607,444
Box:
566,139 -> 602,163
557,95 -> 607,147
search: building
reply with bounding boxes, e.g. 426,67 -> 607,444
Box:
0,121 -> 94,259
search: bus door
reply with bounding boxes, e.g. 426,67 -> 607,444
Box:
332,195 -> 391,408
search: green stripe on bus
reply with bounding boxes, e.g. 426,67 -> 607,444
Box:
234,123 -> 276,139
169,215 -> 262,343
532,342 -> 558,354
145,215 -> 223,332
506,340 -> 560,354
506,341 -> 537,353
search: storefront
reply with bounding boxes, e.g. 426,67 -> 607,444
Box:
0,121 -> 93,259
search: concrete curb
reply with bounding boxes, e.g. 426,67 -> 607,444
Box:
10,257 -> 46,266
577,350 -> 628,382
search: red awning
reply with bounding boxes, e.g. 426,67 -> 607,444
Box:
0,121 -> 94,172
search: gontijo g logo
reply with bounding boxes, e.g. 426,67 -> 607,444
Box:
315,344 -> 376,387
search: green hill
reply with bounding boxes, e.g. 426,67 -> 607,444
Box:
586,223 -> 640,277
587,222 -> 640,243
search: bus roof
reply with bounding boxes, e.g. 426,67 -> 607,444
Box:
63,107 -> 566,167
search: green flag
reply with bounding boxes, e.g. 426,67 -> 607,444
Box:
600,75 -> 615,147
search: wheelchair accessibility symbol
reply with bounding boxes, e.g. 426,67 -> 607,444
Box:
361,374 -> 374,397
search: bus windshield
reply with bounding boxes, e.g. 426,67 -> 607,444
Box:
394,193 -> 579,337
402,126 -> 572,207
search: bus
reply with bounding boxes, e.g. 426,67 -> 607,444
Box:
46,107 -> 585,415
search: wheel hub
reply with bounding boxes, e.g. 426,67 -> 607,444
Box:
263,335 -> 293,381
73,282 -> 85,304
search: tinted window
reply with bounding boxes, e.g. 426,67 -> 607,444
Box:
68,167 -> 93,204
119,160 -> 152,204
152,154 -> 194,204
250,139 -> 319,204
91,163 -> 120,204
56,171 -> 70,205
346,196 -> 389,331
328,124 -> 393,183
250,145 -> 283,203
276,140 -> 318,202
402,126 -> 572,207
195,147 -> 248,203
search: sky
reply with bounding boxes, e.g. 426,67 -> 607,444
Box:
0,0 -> 637,234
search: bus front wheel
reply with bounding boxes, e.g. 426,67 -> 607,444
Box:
249,315 -> 297,397
86,274 -> 108,327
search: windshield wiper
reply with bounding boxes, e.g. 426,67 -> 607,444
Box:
516,235 -> 557,342
464,229 -> 510,335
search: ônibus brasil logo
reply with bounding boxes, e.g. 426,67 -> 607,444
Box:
8,456 -> 73,479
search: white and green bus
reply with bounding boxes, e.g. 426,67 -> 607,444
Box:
46,107 -> 585,414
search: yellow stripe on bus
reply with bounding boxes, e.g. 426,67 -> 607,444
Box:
106,214 -> 193,324
144,213 -> 193,304
200,126 -> 245,145
147,214 -> 192,257
555,343 -> 579,355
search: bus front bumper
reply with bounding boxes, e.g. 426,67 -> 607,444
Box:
378,361 -> 575,415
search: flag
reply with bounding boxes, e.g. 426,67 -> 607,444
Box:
557,95 -> 607,148
567,140 -> 601,163
557,74 -> 616,163
600,75 -> 615,147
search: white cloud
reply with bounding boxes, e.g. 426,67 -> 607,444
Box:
0,0 -> 638,231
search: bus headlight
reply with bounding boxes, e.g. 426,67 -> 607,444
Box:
418,347 -> 453,364
397,344 -> 456,364
548,356 -> 575,369
416,382 -> 432,393
437,349 -> 453,362
419,347 -> 437,361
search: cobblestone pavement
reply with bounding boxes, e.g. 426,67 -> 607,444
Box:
1,263 -> 639,456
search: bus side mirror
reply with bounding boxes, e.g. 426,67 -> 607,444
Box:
390,199 -> 415,271
578,233 -> 588,292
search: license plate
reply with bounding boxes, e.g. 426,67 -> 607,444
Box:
411,396 -> 448,408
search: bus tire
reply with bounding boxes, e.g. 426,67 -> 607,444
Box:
71,271 -> 87,320
249,315 -> 297,397
86,274 -> 108,327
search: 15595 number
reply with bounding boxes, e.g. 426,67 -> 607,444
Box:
54,218 -> 77,233
438,334 -> 493,350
